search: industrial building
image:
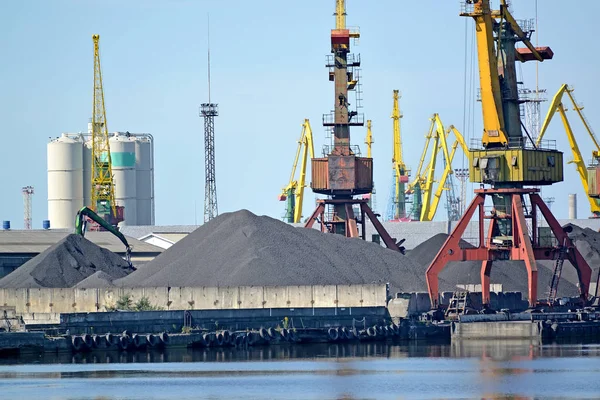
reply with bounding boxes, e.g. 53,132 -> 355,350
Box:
47,122 -> 154,229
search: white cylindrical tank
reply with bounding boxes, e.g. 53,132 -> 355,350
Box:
47,134 -> 84,229
568,193 -> 577,219
109,133 -> 137,225
135,134 -> 154,225
82,139 -> 92,208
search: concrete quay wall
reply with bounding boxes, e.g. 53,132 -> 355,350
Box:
0,284 -> 388,315
58,307 -> 389,335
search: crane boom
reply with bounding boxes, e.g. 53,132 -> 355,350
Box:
391,90 -> 408,220
537,84 -> 600,216
365,120 -> 373,158
279,119 -> 315,223
335,0 -> 345,29
91,34 -> 117,220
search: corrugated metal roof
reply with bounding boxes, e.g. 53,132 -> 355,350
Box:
119,225 -> 199,239
0,230 -> 164,254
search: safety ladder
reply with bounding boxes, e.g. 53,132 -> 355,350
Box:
445,291 -> 469,319
547,238 -> 568,305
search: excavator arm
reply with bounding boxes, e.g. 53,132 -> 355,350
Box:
75,206 -> 132,265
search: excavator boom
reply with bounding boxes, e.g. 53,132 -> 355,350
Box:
75,206 -> 132,265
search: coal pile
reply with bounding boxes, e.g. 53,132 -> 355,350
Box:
73,271 -> 116,289
537,224 -> 600,293
116,209 -> 430,292
408,233 -> 579,297
0,234 -> 135,288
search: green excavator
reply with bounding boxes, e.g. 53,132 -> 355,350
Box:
74,206 -> 132,266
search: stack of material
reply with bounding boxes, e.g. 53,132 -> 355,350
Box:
407,233 -> 580,297
0,234 -> 135,288
537,224 -> 600,295
116,210 -> 432,293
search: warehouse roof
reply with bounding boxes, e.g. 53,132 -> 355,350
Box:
119,225 -> 199,239
0,230 -> 164,255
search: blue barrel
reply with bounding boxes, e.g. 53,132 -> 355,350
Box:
2,221 -> 10,230
42,220 -> 50,230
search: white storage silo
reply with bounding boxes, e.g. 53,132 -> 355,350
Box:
109,133 -> 137,225
135,134 -> 155,225
47,134 -> 84,229
82,139 -> 92,209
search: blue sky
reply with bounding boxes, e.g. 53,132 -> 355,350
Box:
0,0 -> 598,227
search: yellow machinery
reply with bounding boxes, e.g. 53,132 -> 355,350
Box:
279,119 -> 315,223
390,90 -> 410,220
365,120 -> 373,158
425,0 -> 592,310
91,34 -> 120,225
406,115 -> 467,222
536,84 -> 600,217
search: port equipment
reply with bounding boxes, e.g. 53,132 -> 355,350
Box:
279,119 -> 315,223
425,0 -> 592,309
305,0 -> 403,252
75,206 -> 132,265
536,84 -> 600,217
90,35 -> 123,227
386,91 -> 411,221
405,116 -> 467,222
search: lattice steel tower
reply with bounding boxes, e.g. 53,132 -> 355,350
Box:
22,186 -> 34,230
200,16 -> 218,223
200,103 -> 218,222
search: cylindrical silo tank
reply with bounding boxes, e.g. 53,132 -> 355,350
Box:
47,134 -> 84,229
82,139 -> 92,208
135,134 -> 154,225
109,133 -> 137,225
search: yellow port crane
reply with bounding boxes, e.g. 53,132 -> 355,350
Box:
390,90 -> 409,220
279,119 -> 315,223
406,115 -> 467,222
91,34 -> 119,224
536,84 -> 600,217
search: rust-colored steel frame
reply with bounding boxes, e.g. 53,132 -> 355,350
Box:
425,188 -> 592,308
305,198 -> 401,251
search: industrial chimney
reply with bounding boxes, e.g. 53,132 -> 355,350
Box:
568,193 -> 577,219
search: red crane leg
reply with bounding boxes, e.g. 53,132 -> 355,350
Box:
426,193 -> 486,308
512,194 -> 538,307
345,203 -> 359,238
304,202 -> 325,229
481,218 -> 496,305
361,203 -> 400,251
531,194 -> 592,302
481,260 -> 493,305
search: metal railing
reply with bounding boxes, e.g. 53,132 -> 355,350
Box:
469,137 -> 557,150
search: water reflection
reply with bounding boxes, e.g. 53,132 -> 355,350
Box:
3,339 -> 600,366
0,341 -> 599,399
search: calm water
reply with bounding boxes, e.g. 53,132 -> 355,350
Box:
1,341 -> 599,399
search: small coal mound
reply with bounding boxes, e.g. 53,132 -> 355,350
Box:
408,233 -> 580,297
537,224 -> 600,293
73,271 -> 116,289
0,234 -> 135,288
116,209 -> 428,293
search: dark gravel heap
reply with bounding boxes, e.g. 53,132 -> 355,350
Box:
73,271 -> 116,289
0,234 -> 135,288
116,209 -> 430,292
407,233 -> 580,297
538,224 -> 600,293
